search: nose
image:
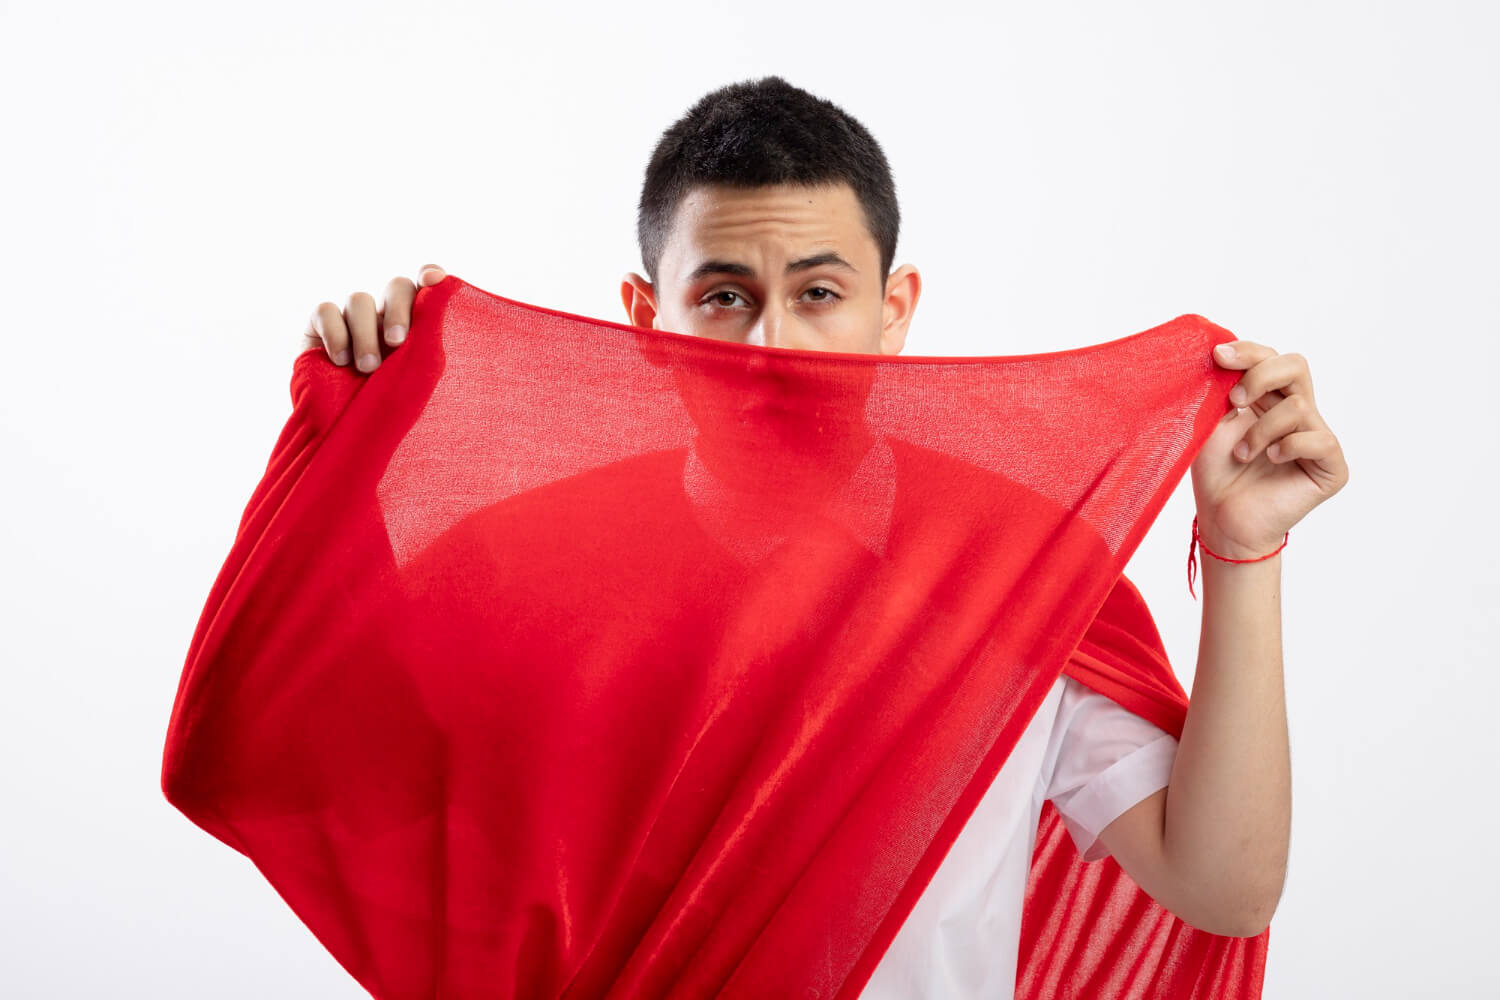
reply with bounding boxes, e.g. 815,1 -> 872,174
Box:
748,303 -> 787,350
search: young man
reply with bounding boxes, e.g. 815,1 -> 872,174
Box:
299,76 -> 1347,996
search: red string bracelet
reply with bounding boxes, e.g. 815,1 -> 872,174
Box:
1187,515 -> 1289,599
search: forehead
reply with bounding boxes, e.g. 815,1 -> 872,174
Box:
663,182 -> 876,270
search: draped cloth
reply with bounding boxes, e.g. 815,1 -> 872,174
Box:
160,274 -> 1269,998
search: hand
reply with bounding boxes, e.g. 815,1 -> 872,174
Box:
298,264 -> 448,373
1189,340 -> 1349,559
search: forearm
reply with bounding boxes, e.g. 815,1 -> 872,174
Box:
1162,549 -> 1290,935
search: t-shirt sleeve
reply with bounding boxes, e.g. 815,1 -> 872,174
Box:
1037,675 -> 1178,863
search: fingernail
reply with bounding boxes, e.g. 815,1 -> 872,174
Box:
333,348 -> 350,366
1229,384 -> 1246,405
385,325 -> 406,344
1234,440 -> 1250,460
357,353 -> 380,372
1216,343 -> 1235,360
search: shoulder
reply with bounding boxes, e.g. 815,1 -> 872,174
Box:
1064,574 -> 1189,738
1039,674 -> 1179,861
1052,674 -> 1175,759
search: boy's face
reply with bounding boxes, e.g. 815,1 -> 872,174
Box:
621,181 -> 921,357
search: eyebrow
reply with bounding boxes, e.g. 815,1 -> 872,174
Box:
685,250 -> 859,283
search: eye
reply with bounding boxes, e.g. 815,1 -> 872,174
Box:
803,286 -> 842,304
702,289 -> 748,310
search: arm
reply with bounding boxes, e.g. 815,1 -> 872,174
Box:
1096,549 -> 1289,937
1096,335 -> 1346,936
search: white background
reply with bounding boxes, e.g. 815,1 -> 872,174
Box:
2,1 -> 1496,996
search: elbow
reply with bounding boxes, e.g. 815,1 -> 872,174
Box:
1224,912 -> 1271,939
1185,900 -> 1275,939
1170,875 -> 1282,938
1222,885 -> 1282,938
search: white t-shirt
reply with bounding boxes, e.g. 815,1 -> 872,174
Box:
860,673 -> 1179,998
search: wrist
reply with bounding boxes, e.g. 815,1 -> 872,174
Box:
1187,515 -> 1289,599
1192,517 -> 1286,562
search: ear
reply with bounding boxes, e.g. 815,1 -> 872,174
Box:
620,272 -> 661,330
621,272 -> 675,370
879,264 -> 921,356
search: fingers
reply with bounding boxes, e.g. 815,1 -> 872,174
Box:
1226,351 -> 1313,412
299,318 -> 325,359
380,264 -> 444,349
1213,339 -> 1269,369
307,301 -> 352,366
300,265 -> 445,372
382,275 -> 417,346
1263,428 -> 1336,464
1230,393 -> 1316,463
345,291 -> 381,372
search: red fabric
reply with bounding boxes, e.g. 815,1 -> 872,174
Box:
161,274 -> 1269,998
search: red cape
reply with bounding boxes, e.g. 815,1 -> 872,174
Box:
162,275 -> 1268,997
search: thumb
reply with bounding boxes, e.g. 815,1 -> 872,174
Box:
418,263 -> 447,286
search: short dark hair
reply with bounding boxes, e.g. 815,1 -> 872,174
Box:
636,75 -> 900,287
